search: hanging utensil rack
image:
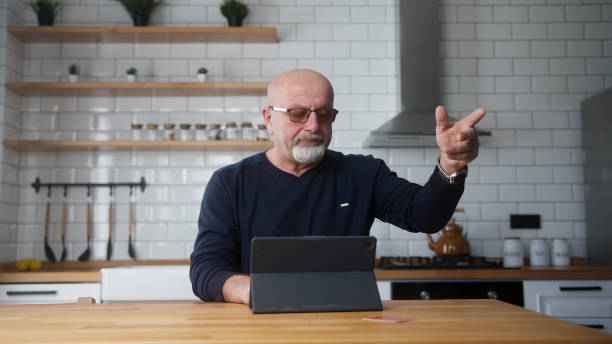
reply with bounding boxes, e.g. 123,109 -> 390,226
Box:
31,177 -> 146,196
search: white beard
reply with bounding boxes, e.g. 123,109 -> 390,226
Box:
292,134 -> 326,164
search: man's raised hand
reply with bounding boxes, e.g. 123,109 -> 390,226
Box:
435,105 -> 486,174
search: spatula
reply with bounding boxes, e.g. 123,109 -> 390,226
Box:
44,202 -> 56,262
128,198 -> 136,259
77,201 -> 91,262
60,201 -> 67,261
106,200 -> 113,261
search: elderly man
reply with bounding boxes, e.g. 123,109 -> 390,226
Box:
190,69 -> 485,304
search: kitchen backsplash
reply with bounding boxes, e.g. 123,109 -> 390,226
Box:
1,0 -> 611,262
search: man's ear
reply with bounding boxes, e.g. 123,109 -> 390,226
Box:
262,107 -> 273,135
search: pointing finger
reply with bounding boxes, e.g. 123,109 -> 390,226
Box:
435,105 -> 450,132
460,108 -> 486,128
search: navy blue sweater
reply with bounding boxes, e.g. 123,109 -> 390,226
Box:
190,150 -> 464,302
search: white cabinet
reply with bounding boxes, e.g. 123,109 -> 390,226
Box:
0,283 -> 100,304
101,266 -> 199,302
377,281 -> 391,301
523,280 -> 612,334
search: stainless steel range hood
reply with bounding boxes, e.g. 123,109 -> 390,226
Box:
365,0 -> 490,148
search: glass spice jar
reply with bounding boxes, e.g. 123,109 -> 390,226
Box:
194,123 -> 207,141
146,123 -> 160,141
163,123 -> 175,140
256,124 -> 269,141
225,121 -> 240,140
131,123 -> 143,140
241,122 -> 256,141
208,123 -> 221,140
179,123 -> 192,141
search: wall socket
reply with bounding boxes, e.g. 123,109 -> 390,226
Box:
510,214 -> 541,229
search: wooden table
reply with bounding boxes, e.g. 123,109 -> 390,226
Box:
1,300 -> 610,343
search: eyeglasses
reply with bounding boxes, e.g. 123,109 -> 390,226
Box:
268,106 -> 338,124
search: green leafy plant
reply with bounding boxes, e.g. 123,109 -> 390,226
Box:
220,0 -> 248,20
197,67 -> 208,74
117,0 -> 164,26
126,67 -> 138,75
30,0 -> 62,26
68,64 -> 79,75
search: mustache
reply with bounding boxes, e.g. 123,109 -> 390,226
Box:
294,133 -> 325,145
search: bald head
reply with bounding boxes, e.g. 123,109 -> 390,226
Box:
267,69 -> 334,106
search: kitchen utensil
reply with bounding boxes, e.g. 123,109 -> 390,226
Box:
529,238 -> 549,267
128,199 -> 136,259
503,237 -> 523,268
60,201 -> 67,261
106,200 -> 113,261
43,202 -> 56,262
426,208 -> 469,256
426,218 -> 470,256
77,202 -> 91,262
551,238 -> 570,267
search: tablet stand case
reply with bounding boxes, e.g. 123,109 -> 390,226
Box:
249,236 -> 382,314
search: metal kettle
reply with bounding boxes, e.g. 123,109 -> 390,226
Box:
426,213 -> 470,256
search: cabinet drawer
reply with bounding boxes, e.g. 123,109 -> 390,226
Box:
0,283 -> 100,304
541,295 -> 612,317
563,317 -> 612,335
524,280 -> 612,318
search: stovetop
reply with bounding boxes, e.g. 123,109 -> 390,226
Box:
377,256 -> 504,269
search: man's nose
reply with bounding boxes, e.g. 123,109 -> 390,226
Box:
303,110 -> 320,132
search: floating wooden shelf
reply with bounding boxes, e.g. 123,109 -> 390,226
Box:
3,140 -> 273,151
4,82 -> 268,96
7,26 -> 278,43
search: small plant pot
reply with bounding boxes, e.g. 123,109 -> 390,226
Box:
197,74 -> 207,83
37,13 -> 55,26
226,16 -> 244,27
132,15 -> 150,27
68,74 -> 79,83
127,75 -> 136,83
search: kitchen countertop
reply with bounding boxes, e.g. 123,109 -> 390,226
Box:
1,300 -> 610,343
1,260 -> 612,283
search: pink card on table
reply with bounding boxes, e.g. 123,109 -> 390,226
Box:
361,316 -> 414,323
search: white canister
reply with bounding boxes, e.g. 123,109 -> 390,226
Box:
551,238 -> 570,267
529,238 -> 550,267
503,237 -> 523,268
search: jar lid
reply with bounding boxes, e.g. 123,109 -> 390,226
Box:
163,123 -> 175,129
131,123 -> 143,129
209,123 -> 221,129
257,124 -> 267,129
194,123 -> 206,129
241,122 -> 253,128
179,123 -> 191,129
504,236 -> 520,240
147,123 -> 158,129
226,121 -> 237,128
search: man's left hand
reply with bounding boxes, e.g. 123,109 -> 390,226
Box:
435,105 -> 486,174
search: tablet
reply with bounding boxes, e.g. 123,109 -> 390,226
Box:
249,236 -> 382,314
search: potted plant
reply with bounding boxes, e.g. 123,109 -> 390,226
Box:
68,64 -> 79,83
220,0 -> 248,27
30,0 -> 62,26
117,0 -> 164,27
197,67 -> 208,83
126,67 -> 137,82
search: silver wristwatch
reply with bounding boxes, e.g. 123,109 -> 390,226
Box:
436,159 -> 468,184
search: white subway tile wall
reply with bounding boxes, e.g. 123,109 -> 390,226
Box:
0,0 -> 610,262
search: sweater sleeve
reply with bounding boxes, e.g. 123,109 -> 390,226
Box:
372,161 -> 464,234
190,171 -> 240,302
